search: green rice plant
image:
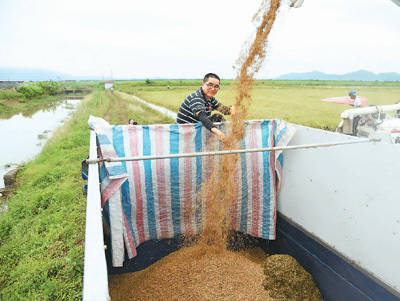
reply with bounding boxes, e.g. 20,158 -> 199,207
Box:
116,92 -> 174,125
119,81 -> 400,130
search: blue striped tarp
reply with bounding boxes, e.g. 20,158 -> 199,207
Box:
89,116 -> 296,267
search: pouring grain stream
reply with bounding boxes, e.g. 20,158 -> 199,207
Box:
195,0 -> 281,253
109,1 -> 323,300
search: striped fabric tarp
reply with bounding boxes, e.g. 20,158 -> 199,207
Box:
89,116 -> 296,267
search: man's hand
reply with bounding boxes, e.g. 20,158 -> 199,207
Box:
211,127 -> 226,142
230,106 -> 237,115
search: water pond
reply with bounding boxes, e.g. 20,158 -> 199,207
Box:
0,99 -> 81,188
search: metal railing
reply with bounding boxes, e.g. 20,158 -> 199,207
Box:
82,131 -> 110,301
86,138 -> 378,164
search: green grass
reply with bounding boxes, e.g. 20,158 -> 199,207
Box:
118,80 -> 400,130
0,87 -> 173,300
0,92 -> 105,300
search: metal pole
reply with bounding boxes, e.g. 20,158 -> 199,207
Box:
86,138 -> 378,164
83,131 -> 110,301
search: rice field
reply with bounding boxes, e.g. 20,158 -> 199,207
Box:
117,81 -> 400,130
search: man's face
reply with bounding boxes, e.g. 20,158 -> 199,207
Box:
202,77 -> 220,99
349,94 -> 356,100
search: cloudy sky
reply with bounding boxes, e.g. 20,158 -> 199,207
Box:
0,0 -> 399,79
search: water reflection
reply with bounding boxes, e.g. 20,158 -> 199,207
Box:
0,99 -> 81,188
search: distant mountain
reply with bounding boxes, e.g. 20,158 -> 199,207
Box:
2,67 -> 400,82
0,67 -> 73,81
0,67 -> 104,81
276,70 -> 400,81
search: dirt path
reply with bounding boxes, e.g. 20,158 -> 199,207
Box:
116,92 -> 128,123
103,91 -> 128,124
103,91 -> 113,121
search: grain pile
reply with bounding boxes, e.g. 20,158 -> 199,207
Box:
109,247 -> 323,301
263,255 -> 323,300
109,247 -> 270,301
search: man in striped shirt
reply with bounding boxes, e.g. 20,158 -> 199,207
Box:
177,73 -> 235,141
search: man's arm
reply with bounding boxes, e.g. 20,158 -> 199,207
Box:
196,111 -> 226,141
196,111 -> 215,130
210,127 -> 226,142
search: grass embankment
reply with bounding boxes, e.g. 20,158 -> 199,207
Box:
117,80 -> 400,130
0,88 -> 173,300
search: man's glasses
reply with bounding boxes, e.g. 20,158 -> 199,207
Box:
206,82 -> 220,90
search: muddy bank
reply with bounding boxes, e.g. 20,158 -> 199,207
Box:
0,167 -> 19,216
